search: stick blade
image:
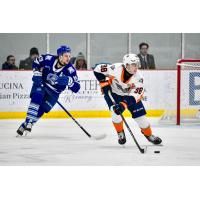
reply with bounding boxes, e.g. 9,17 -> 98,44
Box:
140,146 -> 147,154
90,134 -> 106,140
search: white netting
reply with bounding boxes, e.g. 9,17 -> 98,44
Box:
160,59 -> 200,124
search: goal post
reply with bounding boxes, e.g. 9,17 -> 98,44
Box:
160,59 -> 200,125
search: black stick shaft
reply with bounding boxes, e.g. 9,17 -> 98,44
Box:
108,91 -> 145,153
57,100 -> 91,138
119,112 -> 144,153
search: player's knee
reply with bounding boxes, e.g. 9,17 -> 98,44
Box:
134,116 -> 152,136
43,101 -> 54,113
110,106 -> 122,123
30,86 -> 45,104
37,107 -> 45,118
134,116 -> 150,129
111,107 -> 123,133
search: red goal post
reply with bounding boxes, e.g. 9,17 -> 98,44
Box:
177,59 -> 200,125
159,59 -> 200,125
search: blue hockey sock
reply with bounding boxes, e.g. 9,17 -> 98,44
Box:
25,102 -> 40,124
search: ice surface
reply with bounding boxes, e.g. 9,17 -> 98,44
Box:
0,118 -> 200,166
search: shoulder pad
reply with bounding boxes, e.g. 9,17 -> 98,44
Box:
67,66 -> 76,74
45,54 -> 54,61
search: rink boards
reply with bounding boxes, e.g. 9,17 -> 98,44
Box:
0,70 -> 179,119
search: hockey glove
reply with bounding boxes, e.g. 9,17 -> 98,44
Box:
47,73 -> 73,86
32,71 -> 43,86
101,85 -> 112,96
100,78 -> 113,95
113,101 -> 127,115
56,75 -> 73,86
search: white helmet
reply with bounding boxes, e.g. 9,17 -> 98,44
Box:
123,54 -> 140,74
123,53 -> 140,67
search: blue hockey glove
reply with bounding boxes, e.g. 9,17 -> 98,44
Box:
47,73 -> 73,86
56,75 -> 72,86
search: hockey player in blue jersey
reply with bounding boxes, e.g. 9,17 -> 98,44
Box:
17,45 -> 80,136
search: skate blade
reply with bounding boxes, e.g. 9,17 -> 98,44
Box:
149,143 -> 163,146
16,134 -> 23,138
16,134 -> 32,139
23,131 -> 33,139
16,131 -> 32,138
143,146 -> 148,153
24,130 -> 31,137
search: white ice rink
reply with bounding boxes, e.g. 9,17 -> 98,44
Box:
0,117 -> 200,165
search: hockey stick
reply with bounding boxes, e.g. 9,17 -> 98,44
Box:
57,100 -> 106,140
108,91 -> 146,153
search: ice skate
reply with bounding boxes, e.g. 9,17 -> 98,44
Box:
117,131 -> 126,145
16,122 -> 26,137
24,122 -> 33,136
145,134 -> 162,145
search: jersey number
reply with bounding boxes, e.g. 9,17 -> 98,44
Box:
134,87 -> 143,94
100,65 -> 107,72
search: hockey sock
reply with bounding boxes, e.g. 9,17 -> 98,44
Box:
112,121 -> 124,133
141,126 -> 152,136
25,85 -> 45,125
111,107 -> 124,133
134,116 -> 152,136
25,102 -> 40,125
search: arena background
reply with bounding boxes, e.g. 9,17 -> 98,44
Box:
0,33 -> 200,119
0,33 -> 200,69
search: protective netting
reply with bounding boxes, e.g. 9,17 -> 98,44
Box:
160,59 -> 200,124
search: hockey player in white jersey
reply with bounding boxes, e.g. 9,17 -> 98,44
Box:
93,54 -> 162,145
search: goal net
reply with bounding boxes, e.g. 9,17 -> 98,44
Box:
160,59 -> 200,125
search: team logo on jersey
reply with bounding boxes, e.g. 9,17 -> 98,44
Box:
47,73 -> 58,85
114,80 -> 130,93
68,67 -> 75,74
110,65 -> 115,70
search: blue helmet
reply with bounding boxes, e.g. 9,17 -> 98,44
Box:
57,45 -> 71,56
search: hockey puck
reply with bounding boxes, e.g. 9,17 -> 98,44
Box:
154,151 -> 160,153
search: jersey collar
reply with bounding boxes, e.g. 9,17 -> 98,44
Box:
121,66 -> 133,84
52,59 -> 65,73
